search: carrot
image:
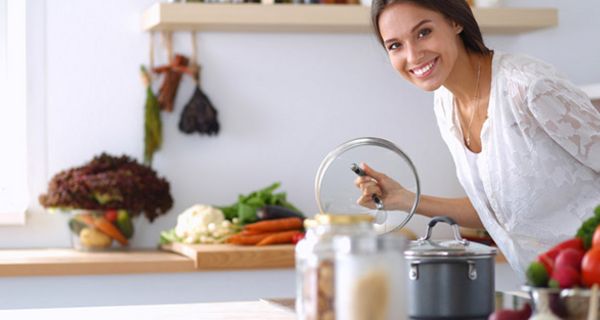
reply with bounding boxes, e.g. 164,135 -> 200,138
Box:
75,213 -> 95,227
256,230 -> 302,246
240,230 -> 263,236
227,232 -> 279,246
244,217 -> 303,233
93,217 -> 128,246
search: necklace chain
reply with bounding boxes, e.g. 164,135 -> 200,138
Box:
464,59 -> 482,147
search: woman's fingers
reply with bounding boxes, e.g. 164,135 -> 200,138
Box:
356,194 -> 377,209
362,163 -> 387,181
361,183 -> 382,197
354,176 -> 375,187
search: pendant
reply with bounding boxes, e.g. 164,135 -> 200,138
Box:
466,136 -> 471,146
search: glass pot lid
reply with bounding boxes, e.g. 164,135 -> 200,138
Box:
314,137 -> 421,233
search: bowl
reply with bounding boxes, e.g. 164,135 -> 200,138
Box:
67,209 -> 133,251
523,286 -> 599,319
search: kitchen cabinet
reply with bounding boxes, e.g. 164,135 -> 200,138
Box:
142,3 -> 558,34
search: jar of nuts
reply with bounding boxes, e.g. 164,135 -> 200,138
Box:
295,213 -> 375,320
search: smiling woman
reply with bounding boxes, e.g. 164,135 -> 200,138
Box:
0,0 -> 27,225
353,0 -> 600,279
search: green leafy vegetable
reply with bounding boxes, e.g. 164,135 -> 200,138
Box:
141,65 -> 162,166
576,205 -> 600,250
159,228 -> 180,245
218,182 -> 301,225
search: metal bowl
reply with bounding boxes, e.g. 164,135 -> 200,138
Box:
523,286 -> 599,319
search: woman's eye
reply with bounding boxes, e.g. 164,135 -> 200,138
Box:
387,42 -> 401,51
418,28 -> 432,38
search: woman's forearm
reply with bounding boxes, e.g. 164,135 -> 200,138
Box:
410,194 -> 483,229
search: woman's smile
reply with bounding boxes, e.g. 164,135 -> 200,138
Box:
410,57 -> 439,78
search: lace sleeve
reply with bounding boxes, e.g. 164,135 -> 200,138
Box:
527,78 -> 600,172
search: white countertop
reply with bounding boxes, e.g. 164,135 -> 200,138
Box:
0,300 -> 295,320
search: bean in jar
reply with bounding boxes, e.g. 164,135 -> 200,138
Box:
295,214 -> 375,320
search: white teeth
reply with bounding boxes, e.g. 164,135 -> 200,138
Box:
412,59 -> 435,76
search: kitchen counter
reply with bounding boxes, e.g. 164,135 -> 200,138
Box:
0,300 -> 296,320
0,293 -> 529,320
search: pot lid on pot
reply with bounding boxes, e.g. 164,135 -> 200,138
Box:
314,137 -> 421,233
404,216 -> 497,258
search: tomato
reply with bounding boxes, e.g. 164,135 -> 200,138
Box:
292,232 -> 305,245
582,247 -> 600,287
538,253 -> 555,276
592,225 -> 600,248
104,209 -> 118,223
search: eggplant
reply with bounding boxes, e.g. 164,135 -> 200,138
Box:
257,205 -> 305,221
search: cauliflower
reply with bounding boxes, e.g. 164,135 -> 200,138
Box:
168,204 -> 239,244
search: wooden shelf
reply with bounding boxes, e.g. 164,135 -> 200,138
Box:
142,3 -> 558,34
0,249 -> 195,277
0,244 -> 505,277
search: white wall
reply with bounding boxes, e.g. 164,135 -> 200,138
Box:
1,0 -> 599,247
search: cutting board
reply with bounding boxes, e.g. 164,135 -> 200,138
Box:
161,243 -> 295,270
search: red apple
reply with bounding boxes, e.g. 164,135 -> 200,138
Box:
551,266 -> 580,288
555,248 -> 584,271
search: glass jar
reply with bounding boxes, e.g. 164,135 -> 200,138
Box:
295,213 -> 375,320
333,234 -> 407,320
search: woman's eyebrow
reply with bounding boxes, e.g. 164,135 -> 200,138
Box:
411,19 -> 432,33
383,19 -> 432,45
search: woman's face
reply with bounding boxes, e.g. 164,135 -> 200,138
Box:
378,2 -> 464,91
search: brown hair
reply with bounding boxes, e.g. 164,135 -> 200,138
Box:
371,0 -> 490,54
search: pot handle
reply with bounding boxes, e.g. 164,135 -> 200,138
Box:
417,216 -> 469,246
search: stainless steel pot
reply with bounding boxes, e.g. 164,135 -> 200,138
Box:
404,216 -> 497,319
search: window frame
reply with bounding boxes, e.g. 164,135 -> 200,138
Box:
0,0 -> 28,225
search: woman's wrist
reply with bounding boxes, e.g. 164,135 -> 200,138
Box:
386,189 -> 416,212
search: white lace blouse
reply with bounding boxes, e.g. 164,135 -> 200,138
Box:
433,51 -> 600,279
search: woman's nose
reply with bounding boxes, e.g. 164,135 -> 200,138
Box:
406,43 -> 423,64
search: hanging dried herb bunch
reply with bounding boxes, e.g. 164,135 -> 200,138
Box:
39,153 -> 173,222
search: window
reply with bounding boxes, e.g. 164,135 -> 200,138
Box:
0,0 -> 27,224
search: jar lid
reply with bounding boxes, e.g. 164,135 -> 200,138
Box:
316,213 -> 374,225
304,213 -> 374,228
314,137 -> 420,231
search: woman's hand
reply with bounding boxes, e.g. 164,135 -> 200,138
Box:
354,163 -> 415,211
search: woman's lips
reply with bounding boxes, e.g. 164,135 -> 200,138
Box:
410,57 -> 438,79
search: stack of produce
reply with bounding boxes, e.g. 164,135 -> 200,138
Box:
526,205 -> 600,289
159,182 -> 305,246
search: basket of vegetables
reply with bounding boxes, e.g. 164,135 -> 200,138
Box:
520,205 -> 600,319
39,153 -> 173,250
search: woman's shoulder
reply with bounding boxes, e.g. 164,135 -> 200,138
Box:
494,51 -> 567,84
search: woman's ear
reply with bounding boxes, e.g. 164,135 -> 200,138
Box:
453,22 -> 464,34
